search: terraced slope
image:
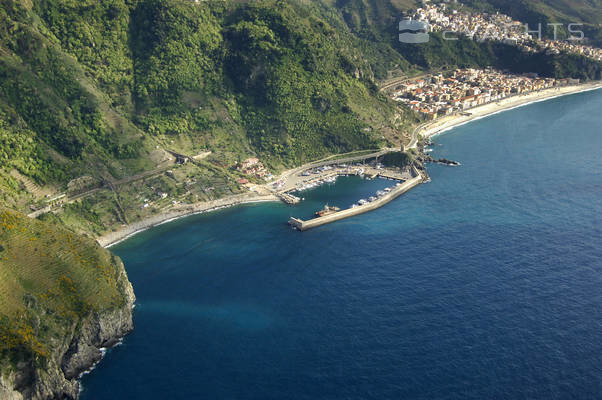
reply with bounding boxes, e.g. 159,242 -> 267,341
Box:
0,209 -> 135,399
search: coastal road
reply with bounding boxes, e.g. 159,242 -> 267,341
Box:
267,148 -> 400,193
379,68 -> 446,93
379,77 -> 410,93
407,121 -> 432,149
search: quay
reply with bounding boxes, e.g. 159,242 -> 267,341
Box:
288,170 -> 424,231
278,165 -> 412,196
278,192 -> 301,204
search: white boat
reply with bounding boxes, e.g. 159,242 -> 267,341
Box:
358,199 -> 368,205
368,196 -> 377,202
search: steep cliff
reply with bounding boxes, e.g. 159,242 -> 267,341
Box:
0,210 -> 135,399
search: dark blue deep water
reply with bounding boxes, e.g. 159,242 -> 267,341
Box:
82,89 -> 602,400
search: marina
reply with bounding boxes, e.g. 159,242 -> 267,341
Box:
288,168 -> 424,231
277,162 -> 413,195
266,154 -> 425,231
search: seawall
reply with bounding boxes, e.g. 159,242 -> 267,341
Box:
290,173 -> 424,231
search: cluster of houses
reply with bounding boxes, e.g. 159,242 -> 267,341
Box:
392,68 -> 573,119
525,39 -> 602,62
410,3 -> 530,45
235,157 -> 273,182
411,2 -> 602,62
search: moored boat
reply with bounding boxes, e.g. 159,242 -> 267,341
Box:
315,204 -> 341,217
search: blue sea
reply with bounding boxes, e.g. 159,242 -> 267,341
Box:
82,89 -> 602,399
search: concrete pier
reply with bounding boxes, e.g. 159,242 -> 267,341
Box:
278,192 -> 301,204
288,173 -> 424,231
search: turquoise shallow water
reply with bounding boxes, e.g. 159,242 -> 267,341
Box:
82,89 -> 602,399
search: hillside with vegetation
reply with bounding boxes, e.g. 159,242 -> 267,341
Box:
0,0 -> 600,238
326,0 -> 602,77
0,209 -> 135,399
0,1 -> 601,396
462,0 -> 602,46
0,0 -> 420,236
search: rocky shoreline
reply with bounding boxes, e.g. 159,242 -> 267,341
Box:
421,152 -> 462,166
0,259 -> 135,400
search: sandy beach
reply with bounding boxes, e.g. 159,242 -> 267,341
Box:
97,193 -> 279,248
97,81 -> 601,248
414,81 -> 602,143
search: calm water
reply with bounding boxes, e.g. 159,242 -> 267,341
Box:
82,89 -> 602,399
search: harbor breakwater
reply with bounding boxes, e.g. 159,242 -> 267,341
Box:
81,83 -> 602,400
289,172 -> 424,231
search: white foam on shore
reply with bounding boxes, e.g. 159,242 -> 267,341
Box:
155,216 -> 180,226
76,352 -> 104,380
105,227 -> 150,248
76,339 -> 126,396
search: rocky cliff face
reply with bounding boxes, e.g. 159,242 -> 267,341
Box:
0,259 -> 135,400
